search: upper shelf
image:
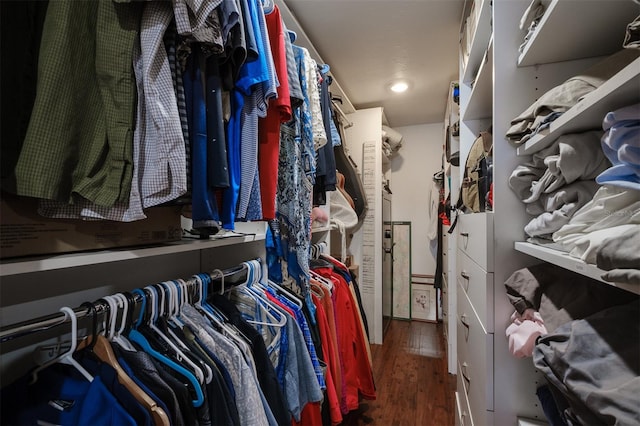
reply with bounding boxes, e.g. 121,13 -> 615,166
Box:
462,37 -> 493,121
518,0 -> 639,67
0,224 -> 266,277
517,56 -> 640,156
460,0 -> 492,85
514,242 -> 640,296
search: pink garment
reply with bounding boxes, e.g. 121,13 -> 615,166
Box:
506,310 -> 548,358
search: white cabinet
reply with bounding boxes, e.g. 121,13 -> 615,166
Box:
443,81 -> 460,374
456,0 -> 640,424
456,281 -> 494,425
456,213 -> 494,272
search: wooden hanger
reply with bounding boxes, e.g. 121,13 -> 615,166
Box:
79,300 -> 171,426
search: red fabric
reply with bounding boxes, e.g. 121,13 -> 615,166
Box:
312,293 -> 343,425
265,291 -> 296,318
258,5 -> 291,219
313,283 -> 343,405
315,268 -> 376,413
293,402 -> 322,426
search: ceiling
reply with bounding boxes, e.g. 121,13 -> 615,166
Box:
279,0 -> 466,128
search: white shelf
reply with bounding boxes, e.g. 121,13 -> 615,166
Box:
518,0 -> 640,67
514,242 -> 640,295
461,0 -> 492,85
462,37 -> 493,121
517,57 -> 640,156
0,230 -> 266,277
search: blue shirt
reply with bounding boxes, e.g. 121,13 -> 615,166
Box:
1,363 -> 136,426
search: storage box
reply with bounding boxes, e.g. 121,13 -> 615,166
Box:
0,196 -> 183,259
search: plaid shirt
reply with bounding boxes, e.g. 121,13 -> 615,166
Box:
15,1 -> 142,207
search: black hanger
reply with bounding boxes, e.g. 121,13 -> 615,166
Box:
80,301 -> 98,350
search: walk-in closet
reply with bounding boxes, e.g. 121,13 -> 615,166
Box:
1,0 -> 639,425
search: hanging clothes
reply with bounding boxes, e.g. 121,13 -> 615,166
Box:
13,1 -> 143,207
258,3 -> 293,220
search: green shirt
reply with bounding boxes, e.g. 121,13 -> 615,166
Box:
15,0 -> 143,207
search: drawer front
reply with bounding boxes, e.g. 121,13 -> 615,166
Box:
457,213 -> 493,271
455,388 -> 473,426
457,283 -> 494,418
457,250 -> 494,332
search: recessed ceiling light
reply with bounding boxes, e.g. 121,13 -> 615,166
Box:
390,81 -> 409,93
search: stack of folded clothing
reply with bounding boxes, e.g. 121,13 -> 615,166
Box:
509,130 -> 609,239
551,103 -> 640,274
505,49 -> 639,145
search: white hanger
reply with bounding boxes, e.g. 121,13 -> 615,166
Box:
146,285 -> 205,385
30,307 -> 94,384
192,274 -> 226,330
310,270 -> 334,291
267,278 -> 303,309
163,280 -> 213,385
111,293 -> 137,351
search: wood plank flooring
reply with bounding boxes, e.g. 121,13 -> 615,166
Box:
341,320 -> 456,426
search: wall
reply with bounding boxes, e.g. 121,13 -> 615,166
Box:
390,123 -> 444,277
343,107 -> 384,344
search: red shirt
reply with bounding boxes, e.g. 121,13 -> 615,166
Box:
315,267 -> 376,412
258,5 -> 291,219
312,293 -> 343,425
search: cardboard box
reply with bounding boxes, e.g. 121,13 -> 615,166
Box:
0,196 -> 183,259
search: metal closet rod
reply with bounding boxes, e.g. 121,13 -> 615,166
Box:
332,101 -> 353,129
0,260 -> 256,344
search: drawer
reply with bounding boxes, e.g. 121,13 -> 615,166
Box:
457,249 -> 494,332
457,213 -> 494,271
455,388 -> 473,426
457,282 -> 494,418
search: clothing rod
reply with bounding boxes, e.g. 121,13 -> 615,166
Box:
332,101 -> 353,129
0,260 -> 257,344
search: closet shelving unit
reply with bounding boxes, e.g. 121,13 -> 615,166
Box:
461,36 -> 493,122
442,80 -> 460,375
456,0 -> 639,425
460,0 -> 493,88
517,0 -> 639,67
512,0 -> 640,296
455,0 -> 495,423
0,223 -> 266,278
516,57 -> 640,156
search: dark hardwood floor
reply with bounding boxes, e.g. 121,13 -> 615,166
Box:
342,319 -> 457,426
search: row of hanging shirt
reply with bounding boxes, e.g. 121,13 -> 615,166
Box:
3,0 -> 340,236
0,257 -> 375,426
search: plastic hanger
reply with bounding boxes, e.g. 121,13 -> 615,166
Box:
192,274 -> 227,333
128,288 -> 205,407
30,306 -> 94,384
111,293 -> 137,351
161,281 -> 214,385
147,285 -> 205,385
310,270 -> 334,291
